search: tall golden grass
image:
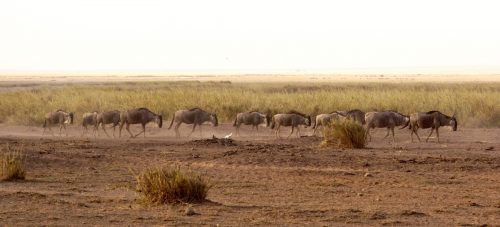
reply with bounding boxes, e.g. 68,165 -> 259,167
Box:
0,81 -> 498,127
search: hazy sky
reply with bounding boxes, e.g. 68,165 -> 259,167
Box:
1,0 -> 500,73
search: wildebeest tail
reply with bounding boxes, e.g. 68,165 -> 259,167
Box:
167,114 -> 175,130
270,116 -> 276,129
233,116 -> 237,127
43,119 -> 47,128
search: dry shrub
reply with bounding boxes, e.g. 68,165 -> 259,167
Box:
321,120 -> 367,148
133,166 -> 210,205
1,144 -> 26,181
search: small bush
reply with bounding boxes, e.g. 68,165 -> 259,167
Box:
133,166 -> 210,205
321,120 -> 367,148
1,145 -> 26,181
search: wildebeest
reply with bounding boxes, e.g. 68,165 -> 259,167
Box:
167,108 -> 218,138
345,109 -> 366,125
233,111 -> 270,136
81,111 -> 98,137
365,111 -> 410,142
42,109 -> 74,136
312,112 -> 346,135
96,110 -> 121,138
409,110 -> 457,142
119,108 -> 163,138
270,111 -> 311,138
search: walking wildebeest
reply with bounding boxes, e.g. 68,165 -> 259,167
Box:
409,110 -> 457,142
271,111 -> 311,139
167,108 -> 218,138
81,111 -> 98,137
312,112 -> 346,136
42,109 -> 74,136
365,111 -> 410,142
233,111 -> 270,136
119,108 -> 163,138
97,110 -> 121,138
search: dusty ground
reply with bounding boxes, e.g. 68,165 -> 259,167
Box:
0,124 -> 499,226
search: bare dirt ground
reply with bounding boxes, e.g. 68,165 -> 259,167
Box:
0,124 -> 499,226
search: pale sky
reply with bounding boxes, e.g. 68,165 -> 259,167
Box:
1,0 -> 500,74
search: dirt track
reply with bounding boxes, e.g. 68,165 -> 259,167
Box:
0,124 -> 499,226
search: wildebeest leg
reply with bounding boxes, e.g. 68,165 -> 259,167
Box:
174,122 -> 182,138
119,122 -> 125,138
436,127 -> 440,143
188,124 -> 197,138
413,128 -> 421,142
112,125 -> 117,138
81,126 -> 87,137
275,125 -> 281,139
125,123 -> 134,138
134,123 -> 146,138
391,127 -> 395,143
287,126 -> 295,139
45,125 -> 55,136
102,124 -> 111,138
64,124 -> 69,137
383,128 -> 391,138
365,127 -> 371,142
312,125 -> 318,136
410,128 -> 414,142
235,125 -> 240,136
425,128 -> 434,142
199,124 -> 203,138
296,126 -> 301,138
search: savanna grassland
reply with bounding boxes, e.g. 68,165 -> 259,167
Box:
0,76 -> 499,226
0,80 -> 499,127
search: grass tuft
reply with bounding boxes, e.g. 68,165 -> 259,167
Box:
133,166 -> 210,205
321,120 -> 367,148
1,144 -> 26,181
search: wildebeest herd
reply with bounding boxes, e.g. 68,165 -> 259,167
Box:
42,107 -> 458,142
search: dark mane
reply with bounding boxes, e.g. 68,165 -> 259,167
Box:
428,110 -> 453,119
56,109 -> 65,112
347,109 -> 363,114
189,107 -> 204,111
137,107 -> 151,112
287,110 -> 308,117
329,111 -> 346,116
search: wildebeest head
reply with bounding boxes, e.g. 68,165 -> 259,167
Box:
210,113 -> 218,127
400,114 -> 410,129
66,112 -> 74,124
305,115 -> 312,127
265,114 -> 272,127
450,116 -> 457,131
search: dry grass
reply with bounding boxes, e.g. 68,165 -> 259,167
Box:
0,144 -> 26,181
133,166 -> 210,205
321,120 -> 367,148
0,81 -> 498,127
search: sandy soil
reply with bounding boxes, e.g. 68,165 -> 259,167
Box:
0,124 -> 499,226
